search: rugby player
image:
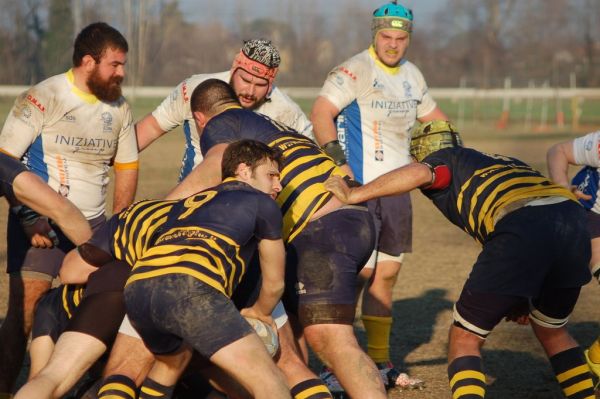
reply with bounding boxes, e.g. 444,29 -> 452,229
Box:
311,2 -> 447,390
325,120 -> 596,399
0,22 -> 138,394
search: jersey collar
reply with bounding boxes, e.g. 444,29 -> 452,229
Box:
66,69 -> 98,104
368,46 -> 400,75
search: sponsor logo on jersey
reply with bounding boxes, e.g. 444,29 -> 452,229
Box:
373,120 -> 384,161
26,94 -> 45,112
373,79 -> 384,89
101,112 -> 113,133
54,135 -> 118,154
403,81 -> 413,98
62,112 -> 76,123
337,66 -> 357,81
182,80 -> 190,102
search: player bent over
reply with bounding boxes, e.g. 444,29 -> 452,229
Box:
15,140 -> 290,399
325,121 -> 596,399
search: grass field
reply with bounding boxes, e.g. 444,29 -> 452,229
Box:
0,95 -> 599,398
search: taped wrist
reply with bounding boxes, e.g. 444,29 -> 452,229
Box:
11,205 -> 41,227
322,140 -> 347,166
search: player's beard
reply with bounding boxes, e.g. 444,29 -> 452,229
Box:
87,66 -> 123,102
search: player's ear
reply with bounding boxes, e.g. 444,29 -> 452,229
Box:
193,111 -> 208,129
234,162 -> 251,180
81,54 -> 96,71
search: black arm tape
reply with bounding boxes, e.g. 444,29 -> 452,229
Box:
322,140 -> 347,166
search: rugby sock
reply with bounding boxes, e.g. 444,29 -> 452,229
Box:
362,315 -> 392,363
447,356 -> 486,398
291,379 -> 333,398
589,337 -> 600,363
549,347 -> 595,398
139,377 -> 175,399
97,374 -> 137,399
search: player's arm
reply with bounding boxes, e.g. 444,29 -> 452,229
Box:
165,143 -> 229,200
311,96 -> 353,177
241,238 -> 286,327
325,162 -> 433,204
135,114 -> 167,152
12,171 -> 93,246
112,165 -> 138,213
547,140 -> 576,188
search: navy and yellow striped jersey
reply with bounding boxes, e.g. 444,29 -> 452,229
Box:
422,147 -> 577,243
94,180 -> 282,297
201,108 -> 347,242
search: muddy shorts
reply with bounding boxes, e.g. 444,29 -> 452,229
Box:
124,274 -> 254,357
283,206 -> 375,326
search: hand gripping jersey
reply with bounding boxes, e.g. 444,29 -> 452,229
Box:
572,130 -> 600,214
0,70 -> 138,219
201,108 -> 347,242
421,147 -> 577,244
151,71 -> 314,180
318,47 -> 437,184
102,180 -> 282,297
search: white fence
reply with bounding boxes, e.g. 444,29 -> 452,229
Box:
1,86 -> 600,100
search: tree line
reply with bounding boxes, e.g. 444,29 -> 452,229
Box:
0,0 -> 598,88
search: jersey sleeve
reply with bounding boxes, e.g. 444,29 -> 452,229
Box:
255,195 -> 283,240
85,214 -> 121,259
0,89 -> 51,157
114,102 -> 139,166
318,56 -> 371,112
151,78 -> 192,132
573,131 -> 600,167
410,63 -> 438,119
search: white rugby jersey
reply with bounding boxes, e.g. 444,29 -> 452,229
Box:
573,130 -> 600,213
0,70 -> 138,219
319,47 -> 437,184
152,71 -> 314,180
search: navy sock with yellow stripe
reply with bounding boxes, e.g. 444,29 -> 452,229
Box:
448,356 -> 486,398
290,378 -> 333,399
139,377 -> 175,399
550,347 -> 595,399
97,375 -> 137,399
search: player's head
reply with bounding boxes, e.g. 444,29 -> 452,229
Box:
222,139 -> 283,199
230,39 -> 281,109
410,120 -> 462,162
371,2 -> 413,68
73,22 -> 128,102
191,78 -> 240,129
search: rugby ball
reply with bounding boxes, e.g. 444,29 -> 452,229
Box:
244,317 -> 279,357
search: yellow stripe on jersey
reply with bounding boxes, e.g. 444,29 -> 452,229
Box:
457,165 -> 502,215
126,267 -> 227,296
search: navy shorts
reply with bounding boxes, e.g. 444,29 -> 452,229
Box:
586,210 -> 600,239
124,274 -> 254,357
455,201 -> 591,336
31,284 -> 85,341
6,214 -> 105,278
367,192 -> 412,256
283,206 -> 375,326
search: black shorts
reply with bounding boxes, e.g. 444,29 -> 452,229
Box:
283,206 -> 375,326
31,284 -> 85,342
0,152 -> 26,200
456,201 -> 591,335
124,274 -> 254,357
586,210 -> 600,239
6,214 -> 106,278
